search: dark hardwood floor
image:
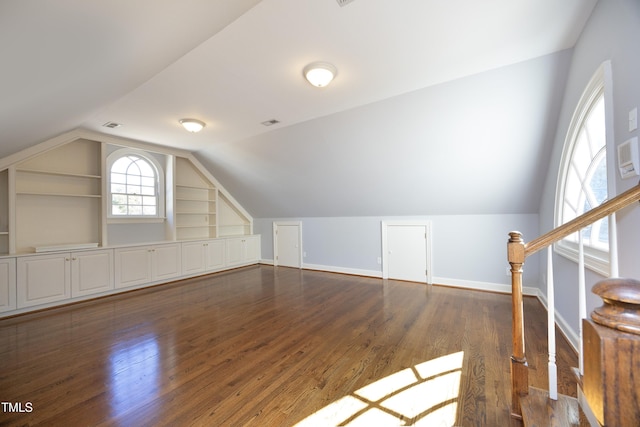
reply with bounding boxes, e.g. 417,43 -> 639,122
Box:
0,265 -> 578,426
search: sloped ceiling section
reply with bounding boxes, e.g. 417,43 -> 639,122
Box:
0,0 -> 597,218
197,50 -> 573,217
0,0 -> 261,159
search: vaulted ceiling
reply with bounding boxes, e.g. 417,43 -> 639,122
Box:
0,0 -> 598,217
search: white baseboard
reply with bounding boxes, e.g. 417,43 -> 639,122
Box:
302,263 -> 383,278
261,259 -> 383,278
432,276 -> 538,296
262,260 -> 537,296
535,288 -> 580,352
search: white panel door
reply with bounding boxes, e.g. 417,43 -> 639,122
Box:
115,247 -> 151,288
0,258 -> 16,313
153,244 -> 182,281
206,239 -> 225,270
17,253 -> 71,308
225,238 -> 244,266
274,222 -> 301,268
182,241 -> 207,275
71,249 -> 114,297
386,224 -> 428,283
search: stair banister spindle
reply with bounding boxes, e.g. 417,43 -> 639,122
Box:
547,246 -> 558,400
609,213 -> 619,277
578,232 -> 586,375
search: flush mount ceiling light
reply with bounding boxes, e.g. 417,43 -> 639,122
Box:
179,118 -> 206,133
303,62 -> 337,88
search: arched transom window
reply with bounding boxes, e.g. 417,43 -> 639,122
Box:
555,62 -> 612,275
560,93 -> 608,247
107,150 -> 164,219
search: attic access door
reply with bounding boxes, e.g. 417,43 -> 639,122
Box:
273,221 -> 302,268
382,221 -> 432,284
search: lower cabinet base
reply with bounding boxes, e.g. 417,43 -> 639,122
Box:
1,235 -> 261,318
1,261 -> 261,318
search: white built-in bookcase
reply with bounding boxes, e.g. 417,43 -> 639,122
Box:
175,156 -> 218,240
14,139 -> 103,254
0,129 -> 253,256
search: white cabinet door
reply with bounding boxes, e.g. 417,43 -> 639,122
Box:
225,238 -> 244,267
0,258 -> 16,313
153,243 -> 181,281
115,247 -> 152,289
71,249 -> 114,297
182,240 -> 225,276
206,239 -> 225,270
225,236 -> 260,267
17,253 -> 71,308
181,241 -> 207,275
244,236 -> 260,263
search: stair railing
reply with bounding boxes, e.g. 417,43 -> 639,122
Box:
507,183 -> 640,419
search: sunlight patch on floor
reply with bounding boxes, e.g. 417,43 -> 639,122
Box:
294,351 -> 464,426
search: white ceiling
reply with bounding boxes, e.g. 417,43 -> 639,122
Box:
0,0 -> 598,217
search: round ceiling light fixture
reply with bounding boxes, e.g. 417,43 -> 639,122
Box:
303,62 -> 337,88
179,118 -> 206,133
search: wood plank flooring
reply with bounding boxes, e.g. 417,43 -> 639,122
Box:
0,266 -> 578,426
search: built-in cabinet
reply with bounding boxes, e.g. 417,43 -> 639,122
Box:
71,249 -> 114,297
0,235 -> 260,316
16,249 -> 113,308
0,258 -> 16,313
114,243 -> 181,289
0,170 -> 9,255
0,129 -> 260,317
226,236 -> 260,267
181,239 -> 225,275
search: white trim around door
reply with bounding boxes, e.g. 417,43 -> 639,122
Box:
381,220 -> 433,284
273,221 -> 303,268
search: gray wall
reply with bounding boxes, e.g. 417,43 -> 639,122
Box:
199,50 -> 571,219
255,214 -> 540,287
538,0 -> 640,340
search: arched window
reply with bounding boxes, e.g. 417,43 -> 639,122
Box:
555,62 -> 612,275
107,149 -> 164,219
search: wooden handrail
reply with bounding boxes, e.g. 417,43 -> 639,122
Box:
508,183 -> 640,419
525,184 -> 640,257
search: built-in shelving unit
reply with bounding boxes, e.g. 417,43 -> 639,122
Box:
218,193 -> 251,237
14,139 -> 102,254
0,129 -> 254,254
175,157 -> 218,240
0,129 -> 259,318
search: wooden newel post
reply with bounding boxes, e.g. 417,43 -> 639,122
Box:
508,231 -> 528,419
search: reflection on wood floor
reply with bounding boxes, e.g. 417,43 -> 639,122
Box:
0,265 -> 577,426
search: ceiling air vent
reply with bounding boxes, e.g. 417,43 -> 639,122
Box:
261,119 -> 280,127
102,121 -> 122,129
336,0 -> 355,7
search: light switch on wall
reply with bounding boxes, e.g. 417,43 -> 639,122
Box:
630,107 -> 638,132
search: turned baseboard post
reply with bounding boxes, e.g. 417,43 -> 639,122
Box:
508,231 -> 528,419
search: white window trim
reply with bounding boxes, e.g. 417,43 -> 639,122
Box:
554,61 -> 615,277
106,148 -> 166,223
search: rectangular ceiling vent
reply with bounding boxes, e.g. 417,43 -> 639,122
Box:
336,0 -> 355,7
261,119 -> 280,127
102,121 -> 122,129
